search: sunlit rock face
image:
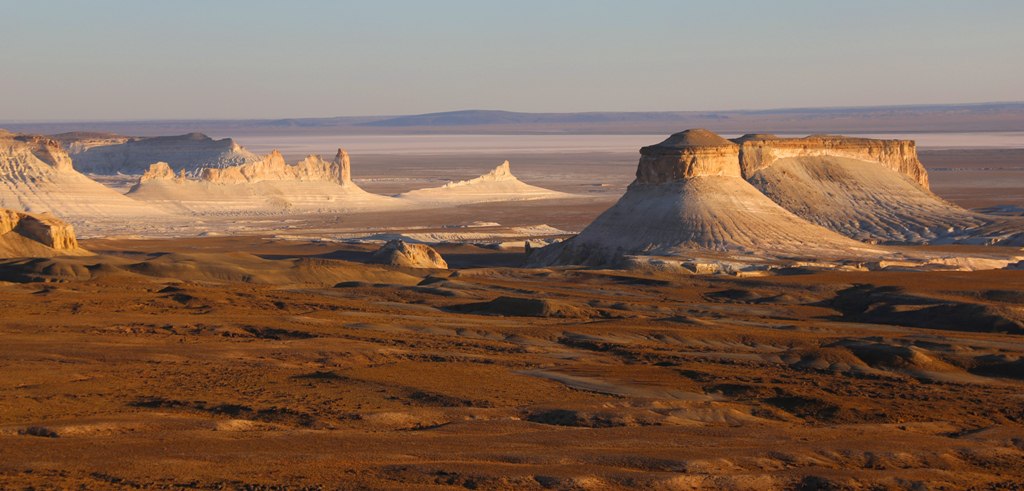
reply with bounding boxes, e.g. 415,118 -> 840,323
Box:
369,240 -> 448,269
59,132 -> 262,175
128,148 -> 399,215
0,207 -> 90,257
530,129 -> 877,267
635,129 -> 742,183
0,130 -> 169,226
736,134 -> 929,189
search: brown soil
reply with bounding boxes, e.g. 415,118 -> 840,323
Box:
0,237 -> 1022,489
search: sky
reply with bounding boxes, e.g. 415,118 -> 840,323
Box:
2,0 -> 1023,121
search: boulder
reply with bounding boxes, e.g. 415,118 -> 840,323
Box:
369,240 -> 448,269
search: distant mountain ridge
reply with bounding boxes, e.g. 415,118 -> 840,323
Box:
3,102 -> 1024,135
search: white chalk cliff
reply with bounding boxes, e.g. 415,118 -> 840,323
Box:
397,161 -> 571,204
737,134 -> 1023,245
128,148 -> 399,215
0,130 -> 169,224
57,132 -> 261,174
531,129 -> 878,267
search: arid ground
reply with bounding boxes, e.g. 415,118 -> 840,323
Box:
1,236 -> 1023,489
1,141 -> 1023,490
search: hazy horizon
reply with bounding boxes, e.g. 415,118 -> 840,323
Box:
3,0 -> 1023,121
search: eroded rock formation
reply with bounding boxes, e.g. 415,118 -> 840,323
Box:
398,160 -> 570,204
531,129 -> 877,267
128,148 -> 397,215
369,240 -> 448,269
736,134 -> 929,188
0,208 -> 89,257
57,132 -> 261,174
0,130 -> 169,225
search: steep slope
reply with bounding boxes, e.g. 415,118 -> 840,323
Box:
531,130 -> 879,267
398,160 -> 571,205
57,132 -> 261,174
127,149 -> 400,215
0,130 -> 169,223
0,208 -> 90,257
739,135 -> 1024,245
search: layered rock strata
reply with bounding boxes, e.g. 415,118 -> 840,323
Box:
531,129 -> 878,267
0,207 -> 90,257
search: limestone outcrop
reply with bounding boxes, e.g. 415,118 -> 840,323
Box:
128,148 -> 397,215
398,160 -> 571,204
57,132 -> 261,174
369,240 -> 448,269
0,130 -> 169,225
530,130 -> 878,267
636,129 -> 741,183
737,135 -> 1022,245
199,149 -> 352,185
736,134 -> 930,189
531,129 -> 1024,267
0,208 -> 90,257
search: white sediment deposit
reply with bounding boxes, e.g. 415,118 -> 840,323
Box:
368,240 -> 448,269
397,161 -> 572,205
56,132 -> 261,174
128,149 -> 401,215
738,134 -> 1023,245
530,129 -> 1023,270
0,207 -> 90,257
0,130 -> 169,224
531,130 -> 881,267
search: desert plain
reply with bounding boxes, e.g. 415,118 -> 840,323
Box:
0,126 -> 1023,490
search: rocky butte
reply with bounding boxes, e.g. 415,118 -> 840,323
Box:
0,207 -> 89,257
737,134 -> 1023,245
531,129 -> 1023,270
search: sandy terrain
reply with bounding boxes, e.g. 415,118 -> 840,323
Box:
0,236 -> 1022,489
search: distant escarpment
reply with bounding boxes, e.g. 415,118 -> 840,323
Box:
56,132 -> 260,174
128,148 -> 397,215
0,207 -> 90,257
0,130 -> 169,224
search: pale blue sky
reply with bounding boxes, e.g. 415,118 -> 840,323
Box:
2,0 -> 1022,120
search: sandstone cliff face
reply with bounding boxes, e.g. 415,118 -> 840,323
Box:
369,240 -> 448,269
635,129 -> 741,183
0,208 -> 88,257
737,135 -> 929,189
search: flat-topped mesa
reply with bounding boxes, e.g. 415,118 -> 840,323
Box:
737,134 -> 930,189
635,129 -> 741,184
196,148 -> 352,185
